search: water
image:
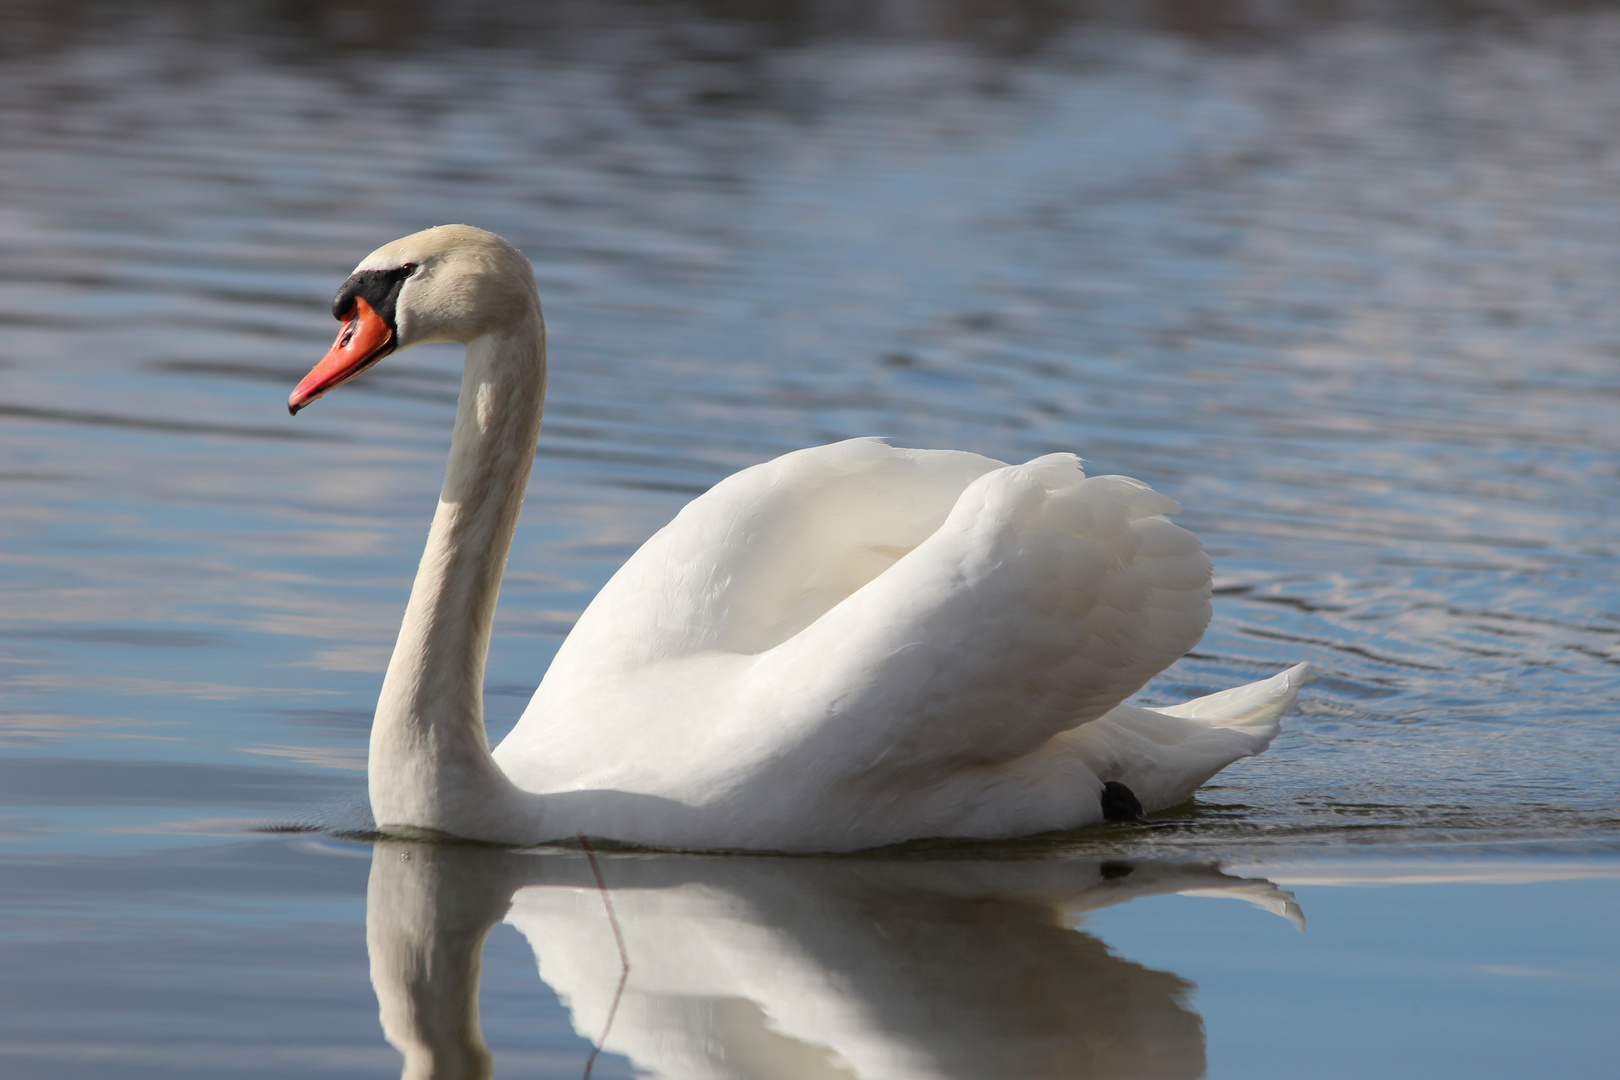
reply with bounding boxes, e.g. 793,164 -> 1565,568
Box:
1,1 -> 1617,1076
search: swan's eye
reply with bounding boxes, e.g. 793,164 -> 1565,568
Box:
401,263 -> 419,276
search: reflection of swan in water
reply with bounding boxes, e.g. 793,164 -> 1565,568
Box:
366,840 -> 1302,1079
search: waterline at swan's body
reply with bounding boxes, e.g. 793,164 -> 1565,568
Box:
290,224 -> 1309,852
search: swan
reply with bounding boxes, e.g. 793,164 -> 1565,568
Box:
289,224 -> 1309,851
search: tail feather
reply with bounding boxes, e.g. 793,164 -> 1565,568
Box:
1153,662 -> 1312,731
1063,663 -> 1312,813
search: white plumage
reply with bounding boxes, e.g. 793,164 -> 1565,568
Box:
292,225 -> 1308,851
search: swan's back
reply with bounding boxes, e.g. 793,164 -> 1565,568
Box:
558,438 -> 1002,665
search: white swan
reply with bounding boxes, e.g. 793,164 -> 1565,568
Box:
290,224 -> 1308,851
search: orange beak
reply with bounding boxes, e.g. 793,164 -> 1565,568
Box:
288,297 -> 395,415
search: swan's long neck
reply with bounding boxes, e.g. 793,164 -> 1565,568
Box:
370,311 -> 546,842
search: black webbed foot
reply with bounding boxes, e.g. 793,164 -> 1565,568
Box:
1100,781 -> 1149,823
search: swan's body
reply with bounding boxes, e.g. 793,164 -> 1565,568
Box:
291,225 -> 1307,852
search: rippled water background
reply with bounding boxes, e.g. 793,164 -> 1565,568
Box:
2,2 -> 1617,1077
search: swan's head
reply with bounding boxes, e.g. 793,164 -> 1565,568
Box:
289,224 -> 539,414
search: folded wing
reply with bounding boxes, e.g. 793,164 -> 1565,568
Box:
742,450 -> 1213,778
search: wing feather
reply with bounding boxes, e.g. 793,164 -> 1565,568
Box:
745,456 -> 1212,775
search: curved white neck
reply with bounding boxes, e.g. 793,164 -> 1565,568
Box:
369,312 -> 547,842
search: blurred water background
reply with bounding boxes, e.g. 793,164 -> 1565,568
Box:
1,1 -> 1617,1077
